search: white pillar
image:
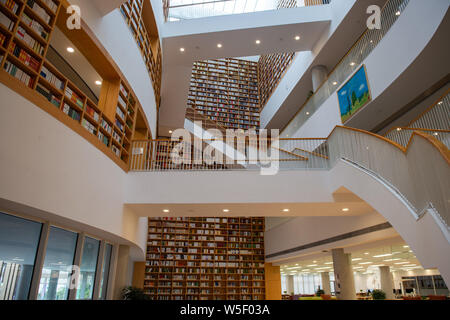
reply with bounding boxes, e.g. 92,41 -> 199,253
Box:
379,266 -> 394,299
332,248 -> 356,300
321,272 -> 331,295
311,65 -> 328,92
286,275 -> 295,295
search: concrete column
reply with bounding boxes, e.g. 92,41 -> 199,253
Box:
286,275 -> 295,295
311,65 -> 328,92
332,248 -> 356,300
321,272 -> 331,295
379,266 -> 394,299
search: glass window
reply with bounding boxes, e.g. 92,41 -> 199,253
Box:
98,244 -> 113,300
76,237 -> 100,300
37,227 -> 78,300
0,212 -> 42,300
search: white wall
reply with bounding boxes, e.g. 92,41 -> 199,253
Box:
0,84 -> 144,255
284,0 -> 449,138
67,0 -> 158,138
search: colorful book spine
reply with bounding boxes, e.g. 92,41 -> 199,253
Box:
10,42 -> 40,72
85,105 -> 99,122
26,0 -> 51,24
22,13 -> 49,41
64,87 -> 84,108
36,84 -> 61,107
0,0 -> 20,14
0,32 -> 6,47
82,118 -> 96,135
40,65 -> 64,89
16,26 -> 45,56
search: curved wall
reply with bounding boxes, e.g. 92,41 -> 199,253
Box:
0,84 -> 145,255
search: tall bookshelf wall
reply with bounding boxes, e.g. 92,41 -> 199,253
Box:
0,0 -> 142,167
257,52 -> 296,109
144,217 -> 266,300
120,0 -> 162,107
187,58 -> 260,131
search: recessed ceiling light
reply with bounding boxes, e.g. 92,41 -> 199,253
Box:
168,130 -> 173,134
350,62 -> 356,66
255,40 -> 261,44
67,47 -> 74,53
342,208 -> 349,212
306,112 -> 310,115
217,43 -> 222,48
364,252 -> 369,255
332,82 -> 338,85
358,262 -> 372,265
95,80 -> 102,86
282,209 -> 290,212
163,209 -> 170,213
295,36 -> 301,41
373,253 -> 392,258
434,132 -> 438,136
395,10 -> 401,16
180,47 -> 185,52
223,209 -> 230,212
396,128 -> 402,131
437,101 -> 443,105
352,258 -> 362,261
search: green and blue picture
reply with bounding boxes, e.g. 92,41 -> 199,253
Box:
338,65 -> 371,123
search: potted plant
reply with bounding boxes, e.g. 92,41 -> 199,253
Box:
316,287 -> 325,297
121,286 -> 150,300
371,289 -> 387,300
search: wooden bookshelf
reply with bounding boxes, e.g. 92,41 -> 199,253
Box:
187,58 -> 260,131
120,0 -> 161,107
144,217 -> 265,300
0,0 -> 147,169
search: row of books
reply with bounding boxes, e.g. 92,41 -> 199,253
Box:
16,26 -> 45,56
0,11 -> 14,31
36,83 -> 60,107
112,130 -> 122,144
0,0 -> 19,14
118,94 -> 126,109
112,144 -> 120,157
40,0 -> 57,13
64,86 -> 84,108
116,105 -> 125,120
62,103 -> 80,121
40,65 -> 63,89
4,60 -> 33,87
119,82 -> 128,98
82,118 -> 96,135
115,118 -> 124,132
27,0 -> 51,24
22,12 -> 49,41
100,118 -> 112,134
10,42 -> 39,72
98,131 -> 109,147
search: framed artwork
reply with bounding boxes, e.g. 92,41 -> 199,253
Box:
337,65 -> 372,123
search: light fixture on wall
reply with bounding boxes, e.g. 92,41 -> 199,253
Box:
67,47 -> 74,53
255,40 -> 261,44
180,47 -> 185,52
295,35 -> 300,41
332,82 -> 338,86
217,43 -> 223,48
350,62 -> 356,66
169,130 -> 173,134
95,80 -> 102,86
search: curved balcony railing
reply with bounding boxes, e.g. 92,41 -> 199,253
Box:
281,0 -> 410,138
385,91 -> 450,148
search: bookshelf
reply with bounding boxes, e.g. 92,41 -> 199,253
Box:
188,58 -> 260,131
144,217 -> 265,300
120,0 -> 161,107
0,0 -> 145,169
258,52 -> 295,109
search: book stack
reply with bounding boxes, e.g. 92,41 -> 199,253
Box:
119,83 -> 128,97
112,131 -> 122,143
85,105 -> 99,122
0,0 -> 19,14
62,102 -> 80,121
100,118 -> 112,134
0,11 -> 14,31
26,0 -> 51,24
116,105 -> 125,120
115,119 -> 124,132
3,61 -> 33,87
118,94 -> 126,109
40,65 -> 64,90
10,42 -> 40,72
16,26 -> 45,55
111,144 -> 120,157
82,119 -> 96,135
0,32 -> 6,47
97,131 -> 109,146
64,87 -> 84,109
22,13 -> 49,41
36,84 -> 61,107
41,0 -> 57,13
